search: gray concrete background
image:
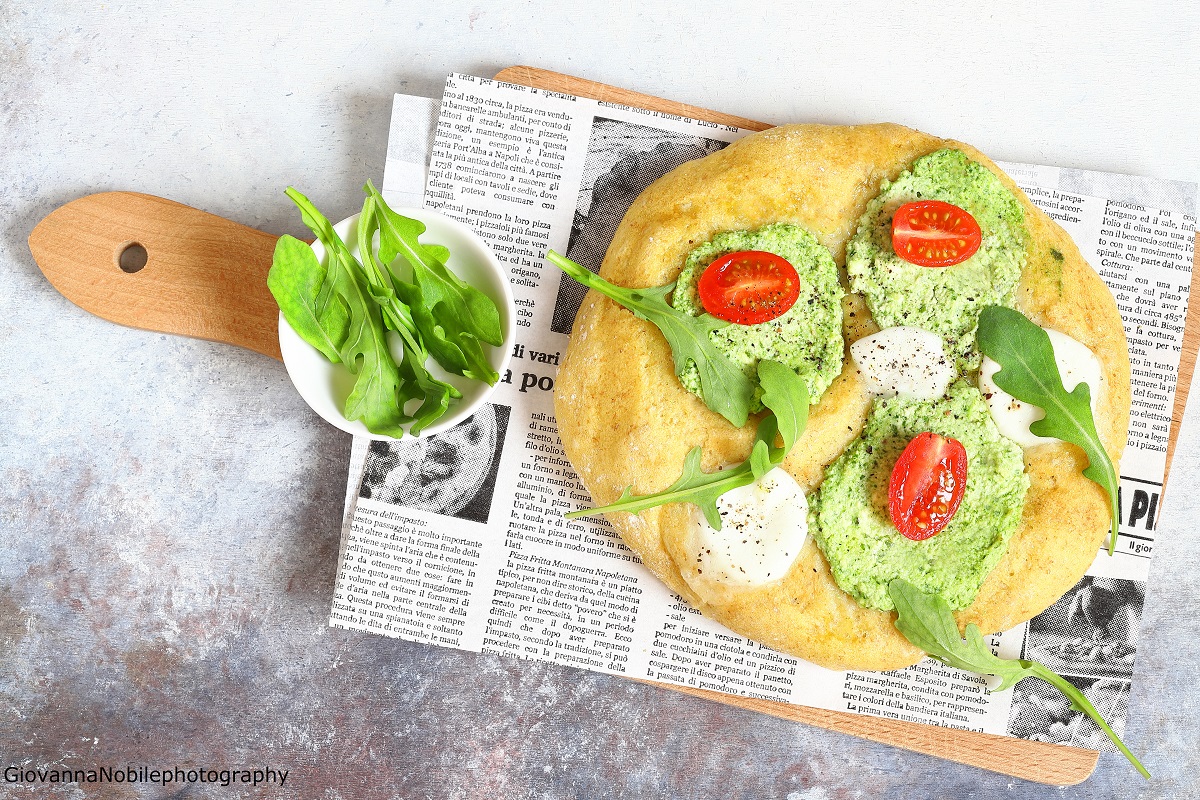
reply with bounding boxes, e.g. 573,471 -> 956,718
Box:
2,2 -> 1198,798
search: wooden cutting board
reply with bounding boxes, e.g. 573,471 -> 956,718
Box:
27,65 -> 1200,786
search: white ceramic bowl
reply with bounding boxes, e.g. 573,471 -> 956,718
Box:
278,209 -> 515,439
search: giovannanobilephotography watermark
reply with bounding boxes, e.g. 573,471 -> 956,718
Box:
4,764 -> 289,789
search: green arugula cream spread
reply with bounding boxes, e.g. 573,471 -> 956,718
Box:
846,149 -> 1028,370
673,224 -> 843,407
810,381 -> 1028,611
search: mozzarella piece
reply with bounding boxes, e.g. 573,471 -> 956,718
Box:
681,469 -> 809,589
979,328 -> 1103,448
850,326 -> 955,400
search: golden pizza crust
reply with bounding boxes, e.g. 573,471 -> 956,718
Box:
554,123 -> 1131,671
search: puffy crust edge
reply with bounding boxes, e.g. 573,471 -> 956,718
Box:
554,123 -> 1131,671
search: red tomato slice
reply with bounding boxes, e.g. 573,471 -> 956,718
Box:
891,200 -> 982,267
888,431 -> 968,541
697,250 -> 801,325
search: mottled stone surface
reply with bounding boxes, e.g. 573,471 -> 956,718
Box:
2,3 -> 1199,798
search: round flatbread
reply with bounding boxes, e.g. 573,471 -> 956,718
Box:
554,123 -> 1131,671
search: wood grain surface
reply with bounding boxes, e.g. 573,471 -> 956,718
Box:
28,192 -> 283,360
25,65 -> 1199,785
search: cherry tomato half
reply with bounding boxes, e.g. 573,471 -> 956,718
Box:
697,250 -> 801,325
888,431 -> 968,541
891,200 -> 982,267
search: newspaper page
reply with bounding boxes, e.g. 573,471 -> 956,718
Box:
330,74 -> 1198,751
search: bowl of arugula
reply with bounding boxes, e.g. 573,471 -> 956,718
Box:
269,182 -> 515,439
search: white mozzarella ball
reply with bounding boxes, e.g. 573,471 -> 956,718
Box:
850,326 -> 956,400
681,469 -> 809,590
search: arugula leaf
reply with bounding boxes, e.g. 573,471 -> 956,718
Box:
366,181 -> 501,385
567,419 -> 772,529
890,578 -> 1038,691
567,360 -> 808,528
889,580 -> 1149,778
393,278 -> 493,384
355,203 -> 467,380
270,185 -> 507,437
356,194 -> 462,434
341,336 -> 411,438
758,358 -> 809,453
546,250 -> 756,428
356,195 -> 415,335
271,187 -> 411,436
976,305 -> 1120,554
395,342 -> 457,436
266,235 -> 349,363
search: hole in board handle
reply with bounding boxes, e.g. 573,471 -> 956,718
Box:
117,242 -> 148,273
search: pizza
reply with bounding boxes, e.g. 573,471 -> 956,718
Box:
553,123 -> 1130,671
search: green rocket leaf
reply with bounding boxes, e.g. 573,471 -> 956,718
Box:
368,181 -> 501,385
758,358 -> 809,454
268,184 -> 505,437
547,250 -> 756,428
976,305 -> 1120,554
889,580 -> 1148,778
356,194 -> 462,434
270,187 -> 410,437
567,361 -> 808,529
266,235 -> 349,363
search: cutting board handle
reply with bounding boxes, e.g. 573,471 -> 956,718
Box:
28,192 -> 283,360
